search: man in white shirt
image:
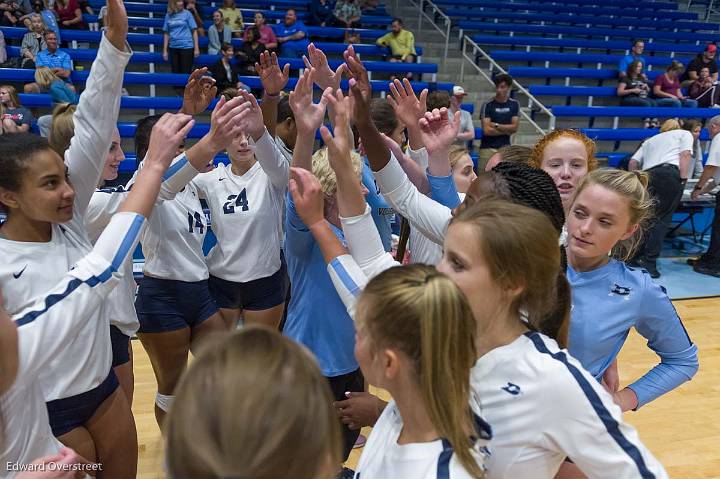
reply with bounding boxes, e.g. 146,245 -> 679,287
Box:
629,128 -> 693,278
688,115 -> 720,276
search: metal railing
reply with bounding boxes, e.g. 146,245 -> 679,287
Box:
405,0 -> 452,69
460,36 -> 556,134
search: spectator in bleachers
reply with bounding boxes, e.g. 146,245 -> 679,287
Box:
185,0 -> 205,37
689,115 -> 720,277
20,13 -> 46,69
450,85 -> 475,146
653,61 -> 698,108
209,42 -> 243,93
276,9 -> 309,58
618,39 -> 645,78
23,30 -> 73,93
308,0 -> 333,27
0,85 -> 33,133
163,0 -> 200,76
29,0 -> 60,42
478,73 -> 519,172
681,44 -> 718,88
208,10 -> 232,55
54,0 -> 85,30
628,123 -> 693,278
688,66 -> 720,108
376,18 -> 416,65
0,0 -> 31,28
681,119 -> 704,180
332,0 -> 362,29
237,27 -> 263,75
617,60 -> 656,128
34,66 -> 77,137
220,0 -> 244,37
246,12 -> 277,52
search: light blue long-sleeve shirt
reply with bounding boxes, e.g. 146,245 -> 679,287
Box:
567,259 -> 698,408
426,171 -> 461,209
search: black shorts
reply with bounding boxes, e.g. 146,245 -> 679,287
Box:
46,370 -> 118,437
209,256 -> 288,311
109,325 -> 131,367
135,275 -> 220,333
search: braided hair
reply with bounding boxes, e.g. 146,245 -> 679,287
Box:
491,161 -> 570,347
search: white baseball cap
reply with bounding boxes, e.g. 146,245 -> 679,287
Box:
453,85 -> 467,96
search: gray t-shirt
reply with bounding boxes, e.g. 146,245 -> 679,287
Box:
453,108 -> 474,146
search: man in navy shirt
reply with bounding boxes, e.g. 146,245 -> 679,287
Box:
478,73 -> 519,172
276,9 -> 309,58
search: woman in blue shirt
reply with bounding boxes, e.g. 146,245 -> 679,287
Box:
566,168 -> 699,412
162,0 -> 199,75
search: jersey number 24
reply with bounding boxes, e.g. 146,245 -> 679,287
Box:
222,189 -> 250,215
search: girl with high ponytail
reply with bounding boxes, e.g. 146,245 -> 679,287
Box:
565,168 -> 698,413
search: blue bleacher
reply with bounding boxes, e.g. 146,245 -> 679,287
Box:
439,3 -> 698,20
489,51 -> 692,69
470,35 -> 707,55
458,16 -> 717,33
432,0 -> 680,10
508,67 -> 664,81
553,106 -> 720,119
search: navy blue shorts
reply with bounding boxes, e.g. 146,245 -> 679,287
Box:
46,370 -> 118,437
110,325 -> 130,367
135,275 -> 220,334
209,256 -> 288,311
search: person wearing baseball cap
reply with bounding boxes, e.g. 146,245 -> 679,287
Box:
451,85 -> 475,146
681,43 -> 718,88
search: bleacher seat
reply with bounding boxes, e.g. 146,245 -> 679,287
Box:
440,3 -> 698,20
470,35 -> 707,55
489,51 -> 692,69
553,106 -> 720,120
458,16 -> 716,33
432,0 -> 681,10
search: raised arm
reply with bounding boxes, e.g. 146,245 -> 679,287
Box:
387,78 -> 427,150
288,68 -> 330,171
255,51 -> 290,137
179,68 -> 217,116
420,107 -> 462,208
66,0 -> 131,218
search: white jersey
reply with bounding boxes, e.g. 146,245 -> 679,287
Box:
0,34 -> 131,401
473,332 -> 667,479
631,129 -> 693,171
354,400 -> 490,479
1,213 -> 143,476
409,193 -> 466,265
193,130 -> 289,282
85,154 -> 203,335
328,208 -> 668,479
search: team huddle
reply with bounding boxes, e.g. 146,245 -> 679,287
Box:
0,1 -> 699,478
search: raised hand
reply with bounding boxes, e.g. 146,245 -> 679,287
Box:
387,78 -> 428,133
206,95 -> 250,157
289,167 -> 325,228
343,45 -> 372,125
146,113 -> 195,171
319,88 -> 352,173
303,43 -> 346,91
104,0 -> 128,52
180,68 -> 217,116
419,107 -> 461,157
233,90 -> 265,141
255,50 -> 290,96
289,68 -> 330,134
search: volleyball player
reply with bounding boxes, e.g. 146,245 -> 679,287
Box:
565,169 -> 699,411
192,90 -> 290,330
131,93 -> 251,429
0,111 -> 193,477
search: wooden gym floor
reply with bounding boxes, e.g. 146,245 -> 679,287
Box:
134,298 -> 720,478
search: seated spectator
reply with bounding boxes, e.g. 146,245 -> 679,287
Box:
331,0 -> 362,29
237,26 -> 263,75
20,13 -> 46,69
34,66 -> 77,137
688,66 -> 720,108
0,85 -> 33,133
617,60 -> 656,128
185,0 -> 205,36
618,39 -> 646,78
450,85 -> 475,146
208,9 -> 232,55
28,0 -> 60,41
376,18 -> 416,64
653,61 -> 699,108
54,0 -> 85,30
0,0 -> 32,27
308,0 -> 333,27
23,30 -> 73,93
276,9 -> 309,58
219,0 -> 243,37
209,43 -> 242,93
681,44 -> 718,88
245,12 -> 277,52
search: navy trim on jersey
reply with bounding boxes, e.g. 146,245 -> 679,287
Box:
658,284 -> 693,344
437,438 -> 453,479
330,258 -> 362,298
111,214 -> 144,270
162,154 -> 188,181
525,332 -> 657,479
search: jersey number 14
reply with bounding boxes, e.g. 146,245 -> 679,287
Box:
222,189 -> 250,214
